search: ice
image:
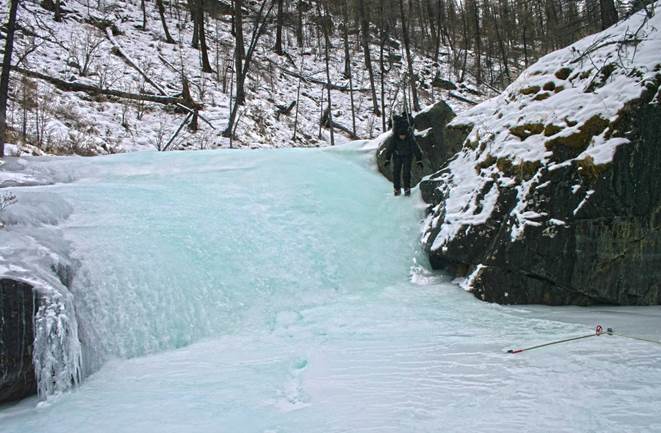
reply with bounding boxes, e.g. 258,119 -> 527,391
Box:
1,147 -> 660,432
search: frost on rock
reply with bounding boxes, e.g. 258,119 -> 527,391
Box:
421,6 -> 661,305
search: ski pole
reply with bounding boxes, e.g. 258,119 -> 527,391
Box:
507,325 -> 605,354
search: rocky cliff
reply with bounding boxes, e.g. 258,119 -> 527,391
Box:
419,7 -> 661,305
0,279 -> 37,404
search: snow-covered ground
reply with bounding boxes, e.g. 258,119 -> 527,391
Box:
1,147 -> 661,432
3,0 -> 483,154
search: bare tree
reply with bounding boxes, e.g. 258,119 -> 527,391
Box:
1,0 -> 20,158
399,0 -> 420,111
600,0 -> 618,29
69,29 -> 105,77
196,0 -> 213,72
223,0 -> 274,137
318,0 -> 334,145
342,0 -> 356,135
274,0 -> 285,54
140,0 -> 148,29
157,0 -> 176,43
357,0 -> 380,116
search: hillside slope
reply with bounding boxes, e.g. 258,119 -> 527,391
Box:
420,4 -> 661,305
2,0 -> 481,155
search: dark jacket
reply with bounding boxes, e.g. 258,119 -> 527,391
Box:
384,131 -> 423,161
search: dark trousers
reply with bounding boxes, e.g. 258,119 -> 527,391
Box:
392,154 -> 412,190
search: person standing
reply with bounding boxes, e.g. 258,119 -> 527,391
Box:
384,114 -> 423,196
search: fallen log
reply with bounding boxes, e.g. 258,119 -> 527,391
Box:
14,67 -> 187,105
447,91 -> 478,105
321,108 -> 359,139
106,28 -> 215,129
268,60 -> 370,92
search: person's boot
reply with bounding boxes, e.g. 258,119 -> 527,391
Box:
394,188 -> 401,196
404,189 -> 411,196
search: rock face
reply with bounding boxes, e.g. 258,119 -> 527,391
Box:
376,101 -> 459,187
0,278 -> 37,403
420,8 -> 661,305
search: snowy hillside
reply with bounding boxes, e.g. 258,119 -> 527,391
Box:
2,0 -> 482,155
420,4 -> 661,305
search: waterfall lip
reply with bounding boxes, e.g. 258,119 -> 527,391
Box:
0,190 -> 84,401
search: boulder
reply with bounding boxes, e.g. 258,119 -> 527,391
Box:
420,8 -> 661,305
432,76 -> 457,90
424,90 -> 660,305
376,101 -> 460,187
0,278 -> 38,403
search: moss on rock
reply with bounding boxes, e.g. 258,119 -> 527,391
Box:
555,67 -> 572,80
510,123 -> 545,139
520,85 -> 541,96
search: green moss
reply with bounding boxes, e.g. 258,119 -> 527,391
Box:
554,85 -> 565,93
475,154 -> 497,171
520,85 -> 541,96
580,71 -> 592,80
546,115 -> 610,154
543,82 -> 556,91
496,157 -> 512,173
544,124 -> 563,136
534,92 -> 552,101
555,68 -> 572,80
510,123 -> 545,139
465,139 -> 479,150
496,158 -> 541,181
576,156 -> 611,182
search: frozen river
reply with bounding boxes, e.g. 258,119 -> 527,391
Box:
1,145 -> 660,432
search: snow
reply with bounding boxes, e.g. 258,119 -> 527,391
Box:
3,0 -> 486,154
423,5 -> 661,253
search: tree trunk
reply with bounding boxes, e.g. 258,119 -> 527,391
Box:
197,0 -> 213,72
0,0 -> 20,158
157,0 -> 176,43
224,0 -> 273,137
357,0 -> 381,115
471,0 -> 481,85
233,0 -> 246,105
293,55 -> 303,140
399,0 -> 420,111
493,7 -> 511,83
141,0 -> 147,29
343,0 -> 356,135
600,0 -> 618,29
189,0 -> 199,48
296,0 -> 304,47
274,0 -> 284,54
54,0 -> 62,22
378,0 -> 389,131
342,0 -> 351,79
318,0 -> 334,145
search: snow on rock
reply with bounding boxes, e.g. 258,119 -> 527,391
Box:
420,5 -> 661,305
